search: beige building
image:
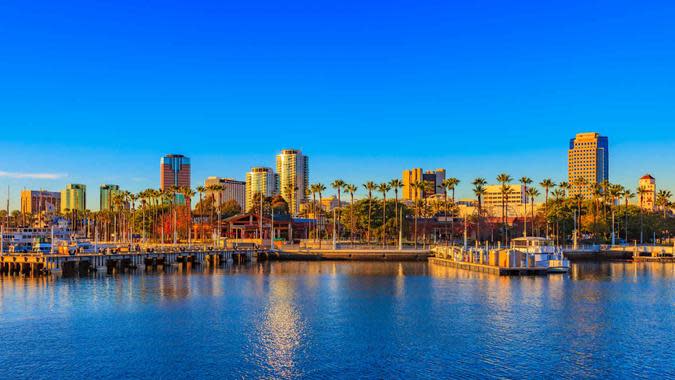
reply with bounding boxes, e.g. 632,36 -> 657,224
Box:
482,184 -> 526,216
568,132 -> 609,198
638,174 -> 656,210
246,167 -> 278,211
61,184 -> 87,212
276,149 -> 309,215
205,177 -> 246,210
21,190 -> 61,214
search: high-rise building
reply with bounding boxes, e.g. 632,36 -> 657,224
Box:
160,154 -> 191,190
638,174 -> 656,210
20,190 -> 61,214
61,184 -> 87,212
161,154 -> 191,205
246,167 -> 278,211
100,184 -> 122,211
568,132 -> 609,198
276,149 -> 309,215
402,168 -> 446,200
205,177 -> 246,210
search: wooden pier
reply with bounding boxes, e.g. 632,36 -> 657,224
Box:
0,249 -> 260,277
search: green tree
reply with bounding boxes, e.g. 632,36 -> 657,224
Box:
344,184 -> 358,241
363,181 -> 377,244
331,179 -> 346,238
378,183 -> 391,245
539,178 -> 556,238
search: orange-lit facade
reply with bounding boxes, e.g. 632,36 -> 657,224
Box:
567,132 -> 609,198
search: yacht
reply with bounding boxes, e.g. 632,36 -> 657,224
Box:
510,237 -> 570,273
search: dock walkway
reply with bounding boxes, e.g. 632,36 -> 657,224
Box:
0,249 -> 261,276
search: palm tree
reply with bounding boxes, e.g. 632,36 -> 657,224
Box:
309,184 -> 319,241
637,186 -> 648,244
344,184 -> 358,242
539,178 -> 556,238
180,187 -> 195,246
623,189 -> 635,242
442,178 -> 460,243
496,173 -> 512,244
389,179 -> 404,236
591,183 -> 603,238
378,183 -> 391,246
572,177 -> 587,240
316,183 -> 326,246
526,187 -> 539,237
331,179 -> 346,239
608,184 -> 623,245
472,178 -> 487,242
410,181 -> 427,247
657,190 -> 672,219
519,177 -> 532,237
559,181 -> 570,198
196,185 -> 206,241
363,181 -> 377,245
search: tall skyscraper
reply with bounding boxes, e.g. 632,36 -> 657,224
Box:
403,168 -> 446,200
638,174 -> 656,210
205,177 -> 246,210
100,184 -> 122,211
567,132 -> 609,198
276,149 -> 309,215
246,167 -> 278,212
61,184 -> 87,212
20,190 -> 61,214
160,154 -> 191,190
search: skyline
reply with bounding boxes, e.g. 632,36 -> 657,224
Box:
2,0 -> 675,208
1,135 -> 672,211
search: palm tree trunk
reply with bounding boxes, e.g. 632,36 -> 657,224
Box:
382,193 -> 387,247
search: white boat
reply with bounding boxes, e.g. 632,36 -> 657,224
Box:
511,237 -> 570,273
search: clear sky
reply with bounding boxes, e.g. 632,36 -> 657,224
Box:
1,0 -> 674,210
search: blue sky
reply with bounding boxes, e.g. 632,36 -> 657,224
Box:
1,0 -> 674,209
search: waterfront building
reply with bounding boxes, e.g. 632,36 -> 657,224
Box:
246,167 -> 279,211
482,184 -> 526,216
20,190 -> 61,214
568,132 -> 609,198
205,177 -> 246,210
60,184 -> 87,212
402,168 -> 446,200
160,154 -> 191,205
99,184 -> 122,211
639,174 -> 656,210
276,149 -> 309,215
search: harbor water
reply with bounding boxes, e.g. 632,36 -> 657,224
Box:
1,261 -> 673,379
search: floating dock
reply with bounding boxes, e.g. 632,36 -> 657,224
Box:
260,249 -> 432,261
428,257 -> 548,276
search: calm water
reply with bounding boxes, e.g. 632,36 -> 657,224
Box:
1,261 -> 673,379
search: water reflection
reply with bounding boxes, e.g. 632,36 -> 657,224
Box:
0,260 -> 673,378
256,277 -> 304,378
